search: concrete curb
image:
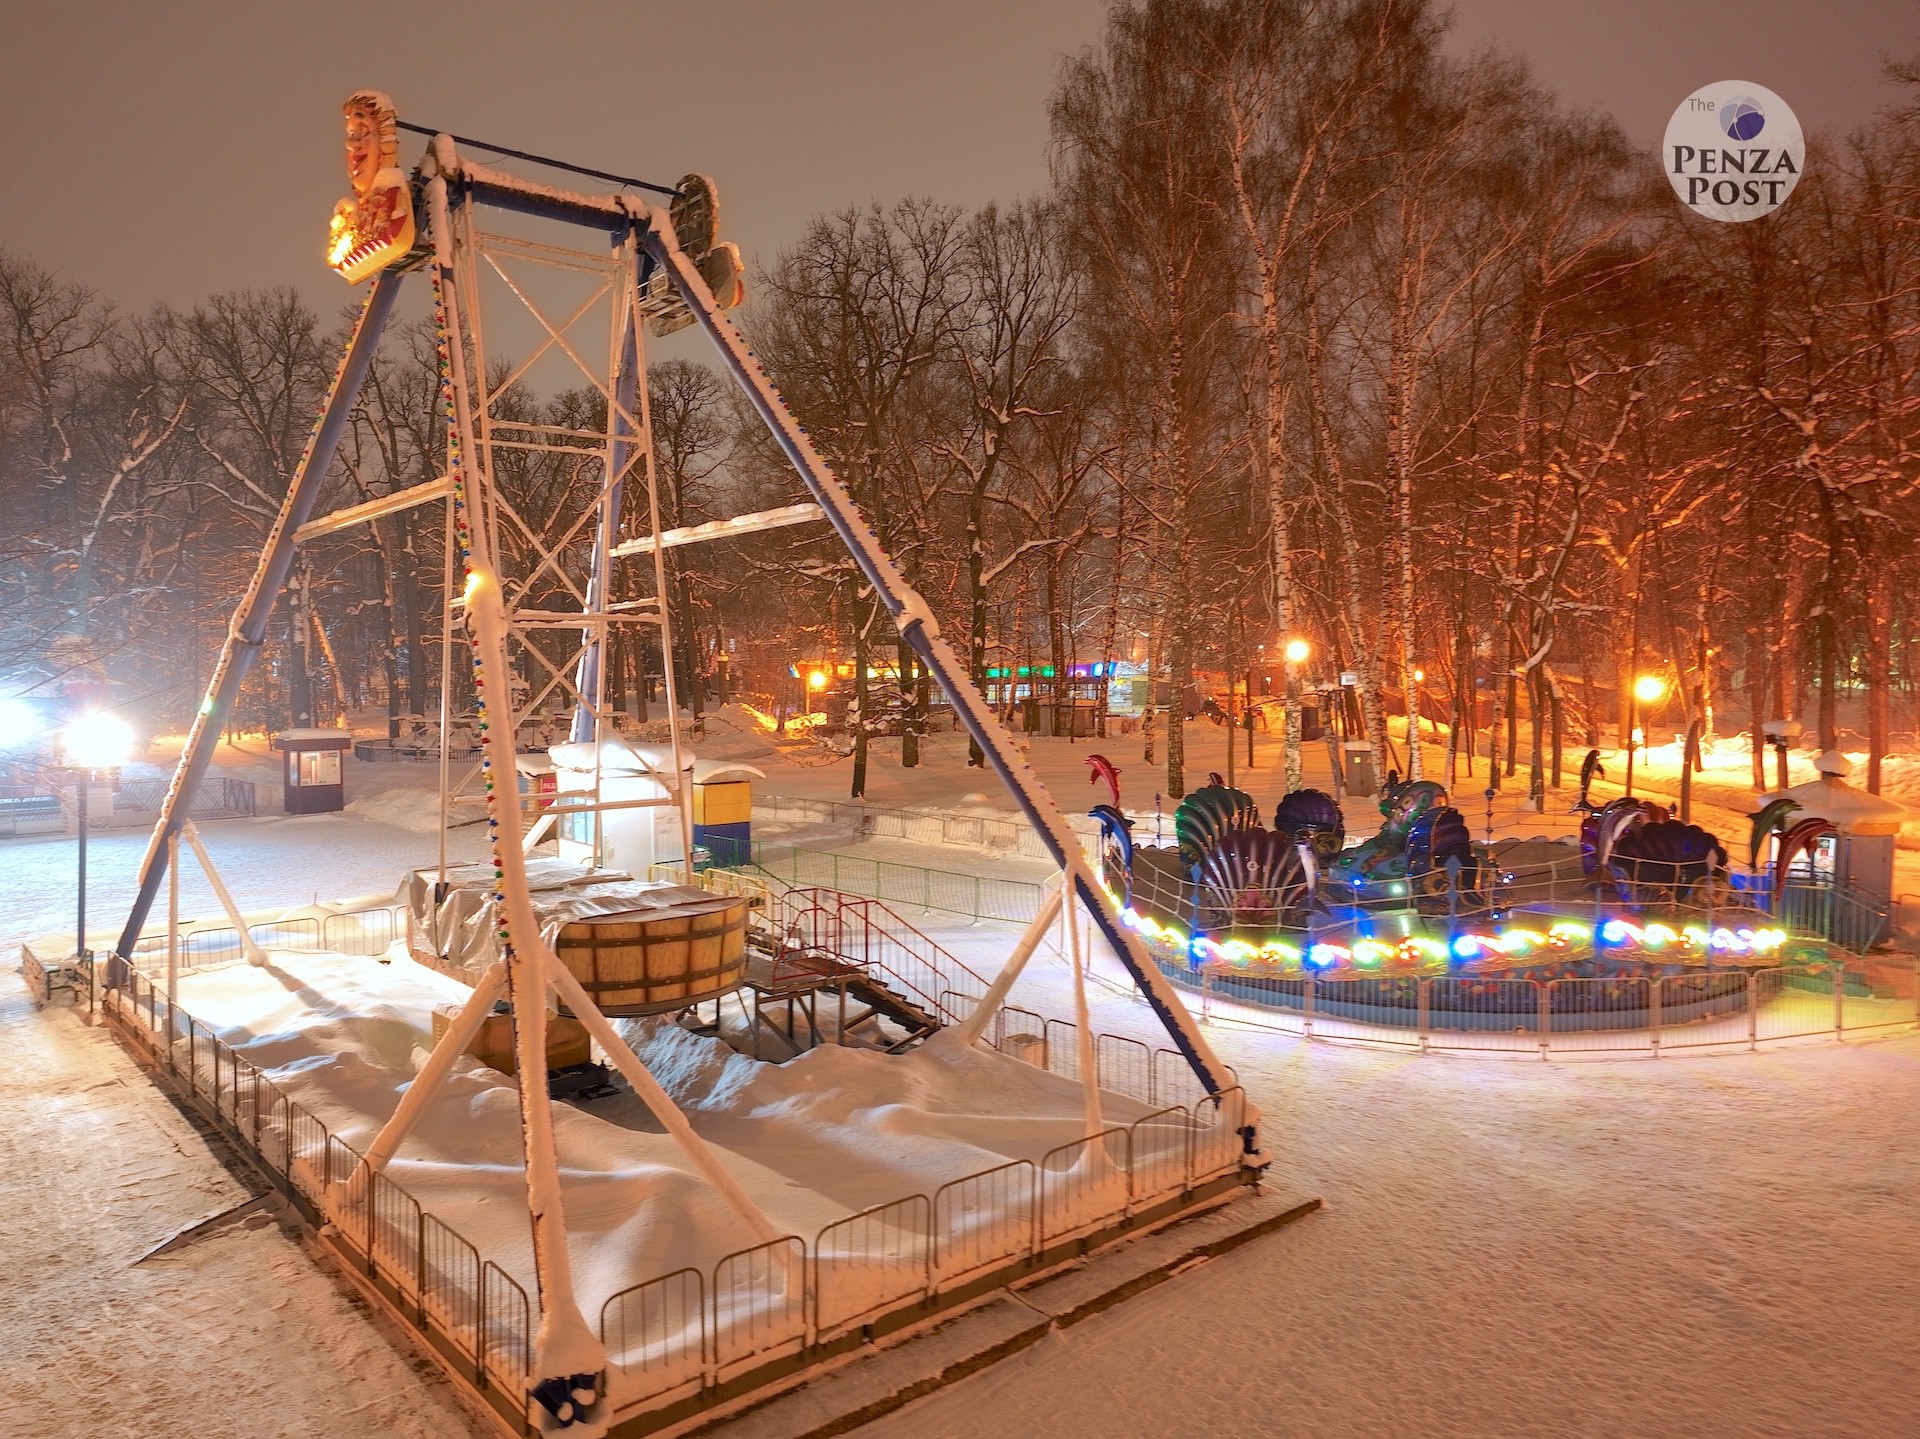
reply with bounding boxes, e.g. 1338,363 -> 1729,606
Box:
695,1190 -> 1322,1439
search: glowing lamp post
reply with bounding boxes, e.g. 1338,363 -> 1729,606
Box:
1279,640 -> 1311,793
60,712 -> 133,977
1624,673 -> 1667,797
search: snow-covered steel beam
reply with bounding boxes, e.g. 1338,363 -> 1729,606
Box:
441,153 -> 631,233
293,476 -> 451,544
113,271 -> 408,966
648,217 -> 1257,1151
570,233 -> 640,746
607,502 -> 826,559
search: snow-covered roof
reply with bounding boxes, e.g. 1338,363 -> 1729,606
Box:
693,758 -> 765,785
272,727 -> 353,747
1757,774 -> 1907,834
549,736 -> 686,778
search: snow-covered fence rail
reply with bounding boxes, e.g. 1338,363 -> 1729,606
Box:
100,966 -> 538,1432
111,776 -> 256,820
743,840 -> 1048,925
598,1269 -> 705,1407
932,1161 -> 1036,1286
1039,1129 -> 1133,1246
812,1196 -> 933,1339
98,924 -> 1255,1436
752,792 -> 1097,868
120,904 -> 405,981
711,1238 -> 807,1378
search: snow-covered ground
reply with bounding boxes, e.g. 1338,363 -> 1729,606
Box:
878,952 -> 1920,1439
0,965 -> 499,1439
6,718 -> 1918,1437
162,947 -> 1180,1341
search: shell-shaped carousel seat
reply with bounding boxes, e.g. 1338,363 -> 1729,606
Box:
1580,796 -> 1668,876
1606,818 -> 1728,909
1274,787 -> 1346,863
1175,783 -> 1262,867
1405,806 -> 1488,916
1194,828 -> 1315,930
1383,779 -> 1450,833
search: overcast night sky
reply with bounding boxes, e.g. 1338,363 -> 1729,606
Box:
3,0 -> 1916,315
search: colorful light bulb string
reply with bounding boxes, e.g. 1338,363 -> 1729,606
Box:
431,265 -> 511,956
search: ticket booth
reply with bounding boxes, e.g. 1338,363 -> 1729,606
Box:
273,728 -> 351,814
1762,750 -> 1905,910
691,760 -> 764,867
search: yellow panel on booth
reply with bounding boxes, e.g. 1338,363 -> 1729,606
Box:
693,780 -> 751,827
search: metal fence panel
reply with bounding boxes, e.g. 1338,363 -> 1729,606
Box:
1424,978 -> 1542,1053
1151,1047 -> 1210,1108
1038,1129 -> 1131,1244
1753,966 -> 1838,1043
1126,1107 -> 1193,1204
993,1007 -> 1048,1067
1657,973 -> 1755,1050
247,919 -> 322,953
371,1174 -> 424,1304
423,1216 -> 483,1363
932,1161 -> 1035,1285
1841,965 -> 1916,1033
1189,1087 -> 1247,1184
600,1268 -> 705,1406
1041,1019 -> 1082,1083
812,1197 -> 931,1337
1303,976 -> 1425,1047
1095,1033 -> 1153,1103
711,1238 -> 807,1375
322,908 -> 401,956
1545,977 -> 1655,1053
480,1262 -> 531,1395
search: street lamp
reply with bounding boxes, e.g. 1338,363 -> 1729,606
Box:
59,712 -> 133,984
1283,638 -> 1311,666
1624,673 -> 1667,797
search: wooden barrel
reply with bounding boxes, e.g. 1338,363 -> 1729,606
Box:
551,893 -> 748,1016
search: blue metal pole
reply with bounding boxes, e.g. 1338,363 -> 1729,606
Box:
112,269 -> 409,964
646,226 -> 1249,1128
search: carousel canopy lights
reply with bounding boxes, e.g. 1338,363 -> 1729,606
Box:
1114,890 -> 1786,976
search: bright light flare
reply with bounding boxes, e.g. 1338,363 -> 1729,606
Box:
1633,674 -> 1668,704
0,696 -> 43,747
63,712 -> 134,770
807,670 -> 829,691
1283,639 -> 1311,665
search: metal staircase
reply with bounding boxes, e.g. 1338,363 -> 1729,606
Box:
737,886 -> 990,1054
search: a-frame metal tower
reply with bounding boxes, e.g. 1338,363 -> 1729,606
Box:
111,94 -> 1257,1430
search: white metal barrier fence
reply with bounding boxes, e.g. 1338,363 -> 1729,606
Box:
1187,955 -> 1919,1057
88,901 -> 1254,1434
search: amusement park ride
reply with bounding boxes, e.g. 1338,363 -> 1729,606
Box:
1084,754 -> 1831,999
107,94 -> 1257,1433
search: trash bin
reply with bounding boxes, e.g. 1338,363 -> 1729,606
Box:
1342,740 -> 1376,798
